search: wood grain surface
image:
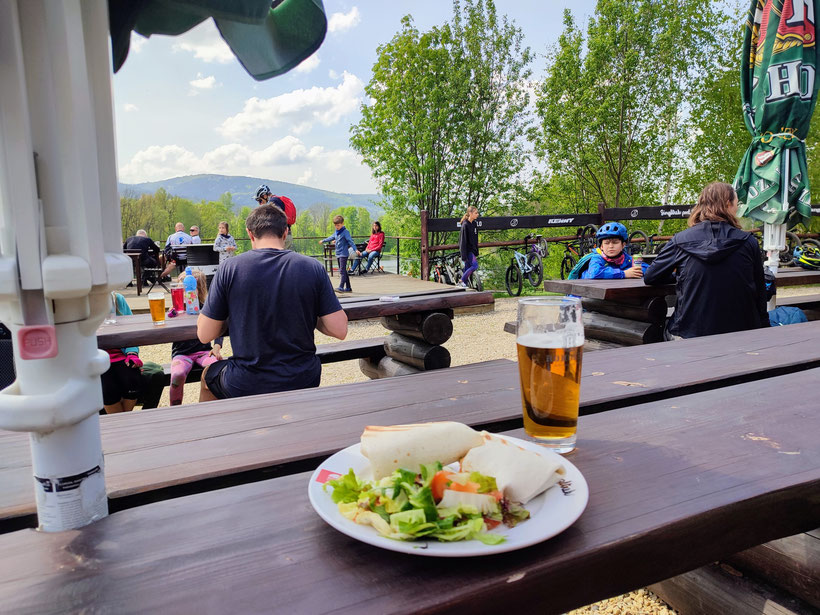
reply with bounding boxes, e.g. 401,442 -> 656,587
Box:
1,370 -> 818,614
3,321 -> 820,530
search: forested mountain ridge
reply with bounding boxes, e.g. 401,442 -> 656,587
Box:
118,174 -> 384,218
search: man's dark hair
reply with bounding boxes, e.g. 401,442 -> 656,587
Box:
246,204 -> 288,239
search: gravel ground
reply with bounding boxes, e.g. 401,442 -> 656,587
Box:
137,286 -> 820,613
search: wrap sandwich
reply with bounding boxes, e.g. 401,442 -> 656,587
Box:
361,422 -> 484,479
460,432 -> 566,503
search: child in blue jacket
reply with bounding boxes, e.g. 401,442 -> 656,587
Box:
581,223 -> 646,279
320,214 -> 356,292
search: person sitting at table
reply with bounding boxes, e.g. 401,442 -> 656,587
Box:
580,223 -> 645,279
160,222 -> 193,278
123,229 -> 160,284
197,204 -> 348,401
189,225 -> 202,244
644,181 -> 769,339
169,270 -> 223,406
350,221 -> 385,274
100,293 -> 164,413
213,221 -> 238,264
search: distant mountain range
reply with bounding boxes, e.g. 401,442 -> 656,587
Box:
118,174 -> 385,218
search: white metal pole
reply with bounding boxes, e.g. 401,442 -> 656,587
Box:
0,0 -> 131,532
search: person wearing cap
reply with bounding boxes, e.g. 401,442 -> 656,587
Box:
189,225 -> 202,244
255,185 -> 294,248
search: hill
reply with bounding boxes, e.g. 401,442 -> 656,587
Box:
118,174 -> 385,219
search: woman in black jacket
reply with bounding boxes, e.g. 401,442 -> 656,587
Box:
457,206 -> 480,287
644,182 -> 769,339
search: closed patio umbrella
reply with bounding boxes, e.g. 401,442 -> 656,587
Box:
734,0 -> 819,279
0,0 -> 325,532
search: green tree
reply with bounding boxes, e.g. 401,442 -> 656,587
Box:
535,1 -> 725,211
350,0 -> 532,245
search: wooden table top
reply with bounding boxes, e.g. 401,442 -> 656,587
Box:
4,321 -> 820,529
2,369 -> 818,614
97,288 -> 494,348
544,268 -> 820,301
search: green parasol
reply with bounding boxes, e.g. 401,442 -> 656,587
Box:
108,0 -> 327,80
734,0 -> 818,229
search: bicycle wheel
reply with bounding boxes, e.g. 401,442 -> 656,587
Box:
526,251 -> 543,288
505,261 -> 522,296
446,263 -> 459,286
781,232 -> 802,267
469,272 -> 483,292
560,254 -> 576,280
628,230 -> 650,256
579,224 -> 598,255
537,236 -> 549,258
801,238 -> 820,251
432,266 -> 443,284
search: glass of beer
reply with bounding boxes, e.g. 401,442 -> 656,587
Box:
148,292 -> 166,326
516,296 -> 584,453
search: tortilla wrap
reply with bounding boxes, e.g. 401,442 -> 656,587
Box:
460,432 -> 566,503
361,422 -> 484,479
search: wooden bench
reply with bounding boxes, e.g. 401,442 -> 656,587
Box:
777,292 -> 820,320
2,369 -> 818,614
4,320 -> 820,531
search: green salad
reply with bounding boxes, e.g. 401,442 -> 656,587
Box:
324,462 -> 529,544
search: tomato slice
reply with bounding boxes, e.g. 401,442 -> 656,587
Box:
431,470 -> 454,501
448,480 -> 481,494
484,518 -> 501,530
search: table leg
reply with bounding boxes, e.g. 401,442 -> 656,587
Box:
135,259 -> 142,296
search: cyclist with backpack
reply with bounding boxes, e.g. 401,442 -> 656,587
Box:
255,185 -> 297,249
568,223 -> 645,279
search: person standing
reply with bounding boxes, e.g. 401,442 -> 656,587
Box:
644,181 -> 769,339
189,225 -> 202,244
197,204 -> 347,401
457,206 -> 480,287
320,215 -> 356,293
161,222 -> 193,278
213,221 -> 238,264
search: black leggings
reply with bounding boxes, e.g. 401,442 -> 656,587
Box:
100,361 -> 142,405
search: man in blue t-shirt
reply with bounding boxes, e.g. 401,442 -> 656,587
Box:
196,205 -> 348,400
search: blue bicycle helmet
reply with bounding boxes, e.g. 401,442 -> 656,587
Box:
793,245 -> 820,270
596,222 -> 628,243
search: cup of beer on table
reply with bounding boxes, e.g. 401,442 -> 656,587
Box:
516,296 -> 584,453
148,292 -> 166,326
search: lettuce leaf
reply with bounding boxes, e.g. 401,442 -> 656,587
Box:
408,485 -> 439,522
325,469 -> 364,504
501,498 -> 531,527
468,472 -> 499,494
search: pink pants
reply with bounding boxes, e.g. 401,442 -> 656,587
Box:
169,350 -> 217,405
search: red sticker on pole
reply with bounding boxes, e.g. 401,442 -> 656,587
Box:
18,325 -> 58,359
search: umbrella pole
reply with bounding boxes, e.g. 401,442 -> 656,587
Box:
0,0 -> 131,531
762,150 -> 790,311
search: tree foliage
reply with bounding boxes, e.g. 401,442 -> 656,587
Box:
350,0 -> 532,245
535,0 -> 726,211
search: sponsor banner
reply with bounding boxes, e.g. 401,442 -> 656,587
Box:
427,214 -> 600,232
605,206 -> 694,220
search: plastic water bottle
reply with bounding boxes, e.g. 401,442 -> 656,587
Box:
183,267 -> 199,315
104,292 -> 117,324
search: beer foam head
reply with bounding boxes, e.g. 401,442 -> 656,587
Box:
517,331 -> 584,348
517,297 -> 584,348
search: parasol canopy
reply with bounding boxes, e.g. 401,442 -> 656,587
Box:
734,0 -> 819,229
109,0 -> 327,80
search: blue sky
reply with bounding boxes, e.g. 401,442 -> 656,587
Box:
112,1 -> 600,194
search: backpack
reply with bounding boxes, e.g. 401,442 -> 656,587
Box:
567,252 -> 596,279
768,306 -> 808,327
271,196 -> 297,226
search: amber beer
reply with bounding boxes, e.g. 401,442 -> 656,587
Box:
516,297 -> 584,453
516,337 -> 583,439
148,292 -> 166,326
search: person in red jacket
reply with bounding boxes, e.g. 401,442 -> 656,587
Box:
350,221 -> 385,274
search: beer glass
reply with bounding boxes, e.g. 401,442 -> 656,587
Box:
516,297 -> 584,453
148,292 -> 166,326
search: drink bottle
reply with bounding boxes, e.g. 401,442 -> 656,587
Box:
183,267 -> 199,315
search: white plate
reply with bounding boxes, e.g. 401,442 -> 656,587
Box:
308,434 -> 589,557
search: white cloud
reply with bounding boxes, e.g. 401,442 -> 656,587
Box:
123,103 -> 139,112
189,74 -> 217,92
118,139 -> 377,193
218,71 -> 364,139
328,7 -> 361,33
172,20 -> 233,64
130,33 -> 147,53
294,53 -> 320,74
328,69 -> 339,80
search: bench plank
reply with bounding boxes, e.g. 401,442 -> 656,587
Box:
1,371 -> 818,615
3,321 -> 820,529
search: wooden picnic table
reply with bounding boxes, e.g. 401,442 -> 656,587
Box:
1,368 -> 818,614
96,288 -> 494,348
3,320 -> 820,531
544,267 -> 820,301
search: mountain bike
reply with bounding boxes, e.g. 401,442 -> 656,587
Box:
504,235 -> 545,296
627,230 -> 651,256
428,254 -> 453,285
559,225 -> 598,279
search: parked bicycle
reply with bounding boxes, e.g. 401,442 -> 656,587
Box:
504,234 -> 546,296
446,252 -> 483,291
558,224 -> 598,279
428,253 -> 454,285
